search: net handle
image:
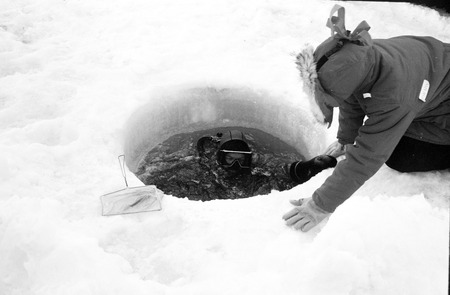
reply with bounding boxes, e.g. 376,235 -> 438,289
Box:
118,155 -> 129,188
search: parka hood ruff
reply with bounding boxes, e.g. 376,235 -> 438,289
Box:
295,4 -> 373,126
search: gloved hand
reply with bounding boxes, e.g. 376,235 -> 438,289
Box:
288,155 -> 337,184
282,197 -> 330,232
324,141 -> 346,158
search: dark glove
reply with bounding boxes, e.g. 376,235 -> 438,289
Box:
288,155 -> 337,184
282,197 -> 330,232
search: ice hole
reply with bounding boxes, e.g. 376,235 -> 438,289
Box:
123,86 -> 327,199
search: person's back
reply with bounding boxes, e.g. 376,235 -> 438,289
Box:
373,36 -> 450,145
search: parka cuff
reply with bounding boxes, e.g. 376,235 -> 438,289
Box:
312,191 -> 335,213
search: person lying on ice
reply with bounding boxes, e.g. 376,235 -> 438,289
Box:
283,5 -> 450,232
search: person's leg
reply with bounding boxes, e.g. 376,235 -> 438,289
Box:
385,136 -> 450,172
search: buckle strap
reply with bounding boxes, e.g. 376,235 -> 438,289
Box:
326,4 -> 373,46
316,39 -> 345,71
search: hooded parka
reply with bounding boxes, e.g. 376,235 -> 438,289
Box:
312,35 -> 450,212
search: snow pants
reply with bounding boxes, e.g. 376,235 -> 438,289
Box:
385,136 -> 450,172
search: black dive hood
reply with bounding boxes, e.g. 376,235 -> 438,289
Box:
217,130 -> 252,170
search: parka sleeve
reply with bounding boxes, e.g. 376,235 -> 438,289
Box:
337,95 -> 366,145
313,98 -> 418,213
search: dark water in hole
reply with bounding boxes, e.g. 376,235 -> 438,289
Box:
136,127 -> 305,201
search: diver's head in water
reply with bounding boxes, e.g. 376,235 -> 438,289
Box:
217,130 -> 252,172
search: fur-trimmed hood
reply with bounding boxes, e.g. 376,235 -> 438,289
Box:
295,44 -> 338,127
294,5 -> 372,127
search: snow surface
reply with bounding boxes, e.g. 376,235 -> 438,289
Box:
0,0 -> 449,294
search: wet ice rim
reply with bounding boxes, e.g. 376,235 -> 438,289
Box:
123,86 -> 327,174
